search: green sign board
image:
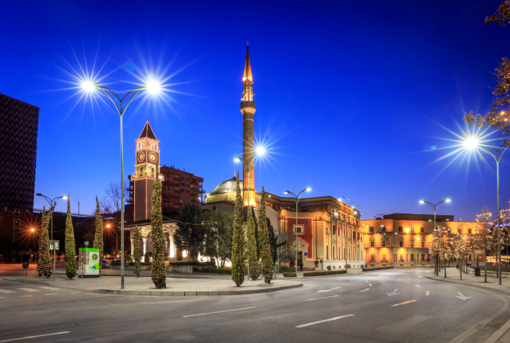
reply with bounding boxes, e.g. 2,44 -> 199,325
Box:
79,248 -> 100,277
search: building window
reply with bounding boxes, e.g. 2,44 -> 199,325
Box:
398,227 -> 403,232
295,226 -> 303,233
382,227 -> 386,232
420,227 -> 424,233
421,241 -> 425,248
326,246 -> 329,260
411,254 -> 414,261
411,227 -> 414,232
382,240 -> 386,247
370,241 -> 375,248
468,229 -> 472,234
369,226 -> 374,232
333,225 -> 336,235
333,249 -> 335,260
421,254 -> 425,261
326,227 -> 329,235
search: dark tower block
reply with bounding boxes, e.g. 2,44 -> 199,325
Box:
132,121 -> 161,222
241,40 -> 256,206
0,93 -> 39,212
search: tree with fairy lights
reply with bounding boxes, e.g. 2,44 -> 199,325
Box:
247,205 -> 259,280
93,197 -> 104,275
151,165 -> 166,289
132,226 -> 142,278
64,196 -> 76,280
38,204 -> 56,278
231,173 -> 245,287
258,187 -> 273,283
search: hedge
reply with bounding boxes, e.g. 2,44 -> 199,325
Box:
279,266 -> 298,273
283,272 -> 297,277
193,267 -> 249,275
111,261 -> 151,266
303,270 -> 347,277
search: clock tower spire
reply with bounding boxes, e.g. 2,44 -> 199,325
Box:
132,121 -> 161,222
241,38 -> 256,206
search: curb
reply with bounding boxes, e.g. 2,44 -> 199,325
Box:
423,274 -> 510,297
2,276 -> 303,296
95,282 -> 303,296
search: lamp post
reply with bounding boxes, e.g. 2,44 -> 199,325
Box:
81,80 -> 161,290
464,137 -> 508,285
35,193 -> 67,282
284,188 -> 311,273
420,199 -> 451,275
367,224 -> 385,267
384,232 -> 398,267
234,147 -> 265,279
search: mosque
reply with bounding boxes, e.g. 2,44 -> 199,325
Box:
126,41 -> 365,270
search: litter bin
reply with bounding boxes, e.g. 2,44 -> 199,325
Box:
475,267 -> 481,276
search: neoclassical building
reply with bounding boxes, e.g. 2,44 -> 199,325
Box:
361,213 -> 478,268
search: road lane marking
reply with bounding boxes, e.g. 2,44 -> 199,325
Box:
419,275 -> 424,279
17,288 -> 39,292
69,292 -> 80,294
416,285 -> 422,288
316,287 -> 341,293
183,307 -> 256,318
387,289 -> 399,297
425,291 -> 429,296
360,288 -> 369,292
296,314 -> 354,328
0,289 -> 15,293
369,284 -> 372,286
456,292 -> 471,301
304,295 -> 339,302
0,331 -> 71,343
391,300 -> 416,307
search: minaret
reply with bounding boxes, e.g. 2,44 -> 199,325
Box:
241,38 -> 256,206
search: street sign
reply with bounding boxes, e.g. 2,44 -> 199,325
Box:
49,240 -> 59,250
304,252 -> 308,256
84,241 -> 89,246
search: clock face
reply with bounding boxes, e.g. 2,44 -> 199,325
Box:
138,152 -> 145,162
149,153 -> 157,162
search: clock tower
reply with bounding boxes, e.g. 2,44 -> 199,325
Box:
132,121 -> 161,222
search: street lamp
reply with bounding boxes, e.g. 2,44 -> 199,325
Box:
284,187 -> 311,273
464,136 -> 508,285
81,79 -> 162,290
420,198 -> 451,275
35,193 -> 67,282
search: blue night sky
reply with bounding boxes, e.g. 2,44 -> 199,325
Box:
1,0 -> 509,221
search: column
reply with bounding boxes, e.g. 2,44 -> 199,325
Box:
143,238 -> 147,255
130,239 -> 134,256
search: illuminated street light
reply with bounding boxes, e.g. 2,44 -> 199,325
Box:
462,135 -> 508,285
284,187 -> 311,274
35,193 -> 67,282
75,78 -> 165,290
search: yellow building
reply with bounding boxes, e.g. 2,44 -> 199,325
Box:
361,213 -> 477,268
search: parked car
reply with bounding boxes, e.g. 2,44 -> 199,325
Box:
101,260 -> 111,268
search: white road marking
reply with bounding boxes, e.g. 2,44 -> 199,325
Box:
369,284 -> 372,286
296,314 -> 354,328
360,288 -> 369,292
17,288 -> 39,292
0,331 -> 70,343
183,307 -> 256,318
69,292 -> 80,294
304,295 -> 339,302
404,282 -> 410,284
386,289 -> 399,297
455,292 -> 471,301
419,275 -> 424,279
391,300 -> 416,307
0,289 -> 15,293
39,287 -> 59,291
416,285 -> 422,288
425,291 -> 429,296
316,287 -> 341,293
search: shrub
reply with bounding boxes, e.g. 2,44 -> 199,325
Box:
193,267 -> 249,275
303,270 -> 346,277
283,272 -> 297,277
127,256 -> 134,263
279,266 -> 297,273
345,264 -> 351,269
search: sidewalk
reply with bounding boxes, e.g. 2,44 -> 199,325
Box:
3,272 -> 303,296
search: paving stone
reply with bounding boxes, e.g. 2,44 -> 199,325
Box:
185,291 -> 197,296
196,292 -> 209,296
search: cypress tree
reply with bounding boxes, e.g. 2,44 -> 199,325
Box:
133,226 -> 142,278
93,197 -> 104,275
231,173 -> 245,286
258,187 -> 273,283
64,196 -> 76,280
247,206 -> 259,280
38,204 -> 56,278
151,165 -> 166,289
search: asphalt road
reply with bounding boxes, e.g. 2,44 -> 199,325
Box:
0,267 -> 508,343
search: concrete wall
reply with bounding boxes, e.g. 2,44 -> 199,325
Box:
167,264 -> 193,274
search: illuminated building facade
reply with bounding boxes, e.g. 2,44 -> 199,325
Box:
361,213 -> 477,268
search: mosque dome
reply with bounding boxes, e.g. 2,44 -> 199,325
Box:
209,177 -> 242,195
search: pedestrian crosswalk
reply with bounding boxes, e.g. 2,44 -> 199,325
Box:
0,286 -> 85,297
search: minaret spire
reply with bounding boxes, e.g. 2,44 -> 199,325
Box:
240,39 -> 256,207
